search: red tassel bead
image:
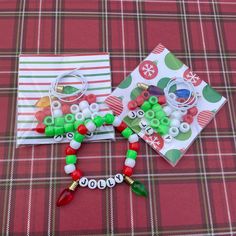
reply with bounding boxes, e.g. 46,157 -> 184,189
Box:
183,114 -> 193,124
35,110 -> 46,122
62,104 -> 71,114
77,124 -> 88,135
71,169 -> 83,181
141,91 -> 150,100
188,106 -> 198,116
56,188 -> 75,207
123,166 -> 133,177
158,95 -> 166,105
129,142 -> 140,152
128,100 -> 138,110
136,95 -> 144,106
35,123 -> 46,133
86,94 -> 96,104
65,146 -> 77,155
116,121 -> 127,132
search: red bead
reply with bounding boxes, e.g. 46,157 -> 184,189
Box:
65,146 -> 77,155
128,100 -> 138,110
35,110 -> 46,122
77,124 -> 88,135
158,95 -> 166,105
35,123 -> 46,133
56,188 -> 75,207
86,94 -> 96,104
62,104 -> 71,114
116,121 -> 127,132
188,106 -> 198,116
123,166 -> 133,177
71,169 -> 83,181
141,91 -> 150,100
183,114 -> 193,124
136,95 -> 144,106
129,142 -> 140,152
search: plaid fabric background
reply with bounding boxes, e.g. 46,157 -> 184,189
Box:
0,0 -> 236,235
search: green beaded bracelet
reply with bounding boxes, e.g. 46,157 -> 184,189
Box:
55,117 -> 65,127
66,155 -> 77,164
141,101 -> 151,112
65,114 -> 75,123
74,132 -> 85,143
157,125 -> 169,135
64,123 -> 74,133
121,127 -> 133,138
45,126 -> 55,136
155,110 -> 166,120
126,149 -> 137,160
150,119 -> 160,129
93,115 -> 104,127
44,116 -> 54,126
148,96 -> 158,105
54,126 -> 64,135
104,113 -> 115,124
160,117 -> 170,126
152,104 -> 162,112
145,110 -> 155,120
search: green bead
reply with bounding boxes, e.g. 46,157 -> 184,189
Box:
104,113 -> 115,124
140,101 -> 151,112
160,117 -> 170,126
45,126 -> 55,136
155,110 -> 166,120
131,180 -> 148,197
150,119 -> 160,129
152,104 -> 162,112
148,96 -> 158,105
65,114 -> 75,123
44,116 -> 54,126
121,127 -> 133,138
62,85 -> 79,94
93,115 -> 104,127
54,126 -> 64,135
145,110 -> 155,120
64,123 -> 74,132
66,155 -> 77,164
54,117 -> 64,127
157,125 -> 169,135
74,120 -> 84,130
126,149 -> 137,160
74,132 -> 85,143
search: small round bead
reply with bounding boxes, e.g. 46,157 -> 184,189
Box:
141,101 -> 151,112
65,146 -> 76,155
66,132 -> 74,140
169,127 -> 179,137
157,95 -> 166,105
145,110 -> 155,120
75,112 -> 85,122
54,117 -> 64,127
79,177 -> 89,187
157,125 -> 169,136
85,120 -> 96,132
79,100 -> 89,111
45,126 -> 55,136
106,177 -> 116,188
163,134 -> 173,143
35,110 -> 46,122
128,111 -> 137,119
64,123 -> 74,133
53,109 -> 63,118
64,164 -> 76,174
114,174 -> 124,184
179,122 -> 190,133
121,127 -> 133,138
82,108 -> 92,119
126,149 -> 137,160
150,119 -> 160,129
128,100 -> 138,110
54,134 -> 63,142
129,142 -> 140,151
51,100 -> 61,110
125,158 -> 136,168
155,110 -> 166,120
148,96 -> 158,105
136,109 -> 145,118
171,110 -> 182,120
170,118 -> 181,128
97,179 -> 107,189
77,124 -> 88,135
89,103 -> 99,113
163,106 -> 173,116
65,114 -> 75,123
136,95 -> 144,106
104,113 -> 115,124
86,94 -> 97,104
152,103 -> 162,112
66,155 -> 77,164
54,126 -> 64,135
160,117 -> 170,126
123,166 -> 133,176
116,121 -> 127,132
188,107 -> 198,116
70,139 -> 81,150
62,104 -> 71,114
183,114 -> 194,124
88,179 -> 97,189
128,134 -> 139,143
112,116 -> 122,127
70,104 -> 80,114
145,126 -> 154,135
141,90 -> 150,100
44,116 -> 54,126
71,169 -> 83,181
93,115 -> 104,127
139,118 -> 148,129
35,123 -> 45,133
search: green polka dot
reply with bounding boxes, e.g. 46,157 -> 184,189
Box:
157,77 -> 176,92
118,75 -> 132,89
165,149 -> 182,164
165,53 -> 183,70
202,85 -> 222,103
130,87 -> 143,100
175,129 -> 192,141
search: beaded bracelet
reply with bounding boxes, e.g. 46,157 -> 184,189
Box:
57,113 -> 148,207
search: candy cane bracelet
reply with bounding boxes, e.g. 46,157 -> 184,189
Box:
56,113 -> 148,207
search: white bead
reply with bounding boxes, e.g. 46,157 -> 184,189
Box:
66,132 -> 74,140
171,110 -> 182,120
169,93 -> 177,100
163,134 -> 173,143
70,104 -> 80,114
79,100 -> 89,111
169,127 -> 179,137
86,132 -> 94,138
97,179 -> 107,189
82,108 -> 92,118
88,179 -> 97,189
79,177 -> 88,187
139,118 -> 148,129
51,100 -> 61,110
179,122 -> 190,133
53,109 -> 63,118
136,109 -> 145,118
114,173 -> 123,184
163,106 -> 173,116
112,116 -> 122,127
170,118 -> 181,128
91,112 -> 99,119
128,111 -> 137,119
128,134 -> 139,143
85,120 -> 96,132
145,126 -> 154,136
75,112 -> 85,121
64,164 -> 75,174
70,139 -> 81,150
106,177 -> 116,188
125,158 -> 136,168
53,134 -> 63,142
89,103 -> 99,113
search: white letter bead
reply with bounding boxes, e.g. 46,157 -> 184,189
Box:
54,134 -> 63,142
163,134 -> 173,143
66,132 -> 74,140
163,106 -> 173,116
53,109 -> 63,118
51,100 -> 61,110
128,134 -> 139,143
145,126 -> 154,136
79,100 -> 89,111
106,177 -> 116,188
179,122 -> 190,133
79,177 -> 89,187
125,158 -> 136,168
64,164 -> 76,174
85,120 -> 96,132
70,139 -> 81,150
75,112 -> 85,121
82,108 -> 92,118
139,119 -> 148,129
89,103 -> 99,113
171,110 -> 182,120
128,111 -> 137,119
86,132 -> 94,138
97,179 -> 107,189
169,127 -> 179,137
137,109 -> 145,118
88,179 -> 97,189
70,104 -> 80,114
170,118 -> 181,128
112,116 -> 122,127
114,173 -> 124,184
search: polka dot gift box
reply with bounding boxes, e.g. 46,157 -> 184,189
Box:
105,44 -> 226,166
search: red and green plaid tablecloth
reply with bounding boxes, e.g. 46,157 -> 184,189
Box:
0,0 -> 236,235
